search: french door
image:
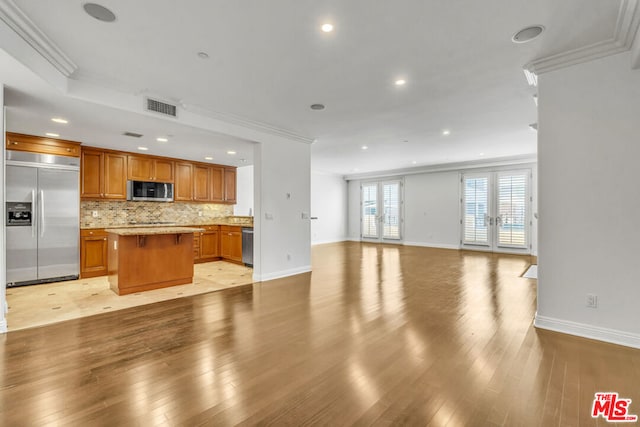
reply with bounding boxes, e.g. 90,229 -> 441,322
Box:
361,180 -> 403,241
461,170 -> 531,253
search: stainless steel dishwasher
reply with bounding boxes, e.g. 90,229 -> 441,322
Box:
242,227 -> 253,267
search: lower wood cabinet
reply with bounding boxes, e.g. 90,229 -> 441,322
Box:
194,225 -> 220,263
80,229 -> 108,278
220,225 -> 243,263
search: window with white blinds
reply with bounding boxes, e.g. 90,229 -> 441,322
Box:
382,182 -> 401,239
497,173 -> 527,247
361,180 -> 402,240
463,176 -> 489,244
362,183 -> 378,238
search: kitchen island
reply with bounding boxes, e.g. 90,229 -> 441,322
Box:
106,227 -> 204,295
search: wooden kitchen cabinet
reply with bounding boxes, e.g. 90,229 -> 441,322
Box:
6,132 -> 81,157
127,155 -> 174,182
199,226 -> 220,260
220,225 -> 242,263
81,148 -> 127,200
224,168 -> 237,204
194,225 -> 220,263
174,162 -> 193,201
210,166 -> 225,202
193,165 -> 211,201
80,229 -> 108,278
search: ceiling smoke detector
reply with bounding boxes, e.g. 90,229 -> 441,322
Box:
512,25 -> 544,43
83,3 -> 116,22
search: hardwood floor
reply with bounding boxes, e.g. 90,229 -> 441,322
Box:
1,242 -> 638,426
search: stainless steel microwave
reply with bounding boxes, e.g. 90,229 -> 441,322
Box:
126,180 -> 174,202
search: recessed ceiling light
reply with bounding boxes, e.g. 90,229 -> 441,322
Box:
321,23 -> 334,32
197,52 -> 209,59
310,103 -> 325,110
227,151 -> 236,155
412,161 -> 417,165
156,137 -> 168,142
51,117 -> 68,124
45,133 -> 59,137
83,3 -> 116,22
512,25 -> 544,43
352,168 -> 359,172
138,146 -> 149,151
442,130 -> 451,136
361,146 -> 368,150
479,152 -> 485,156
395,79 -> 406,86
204,156 -> 213,160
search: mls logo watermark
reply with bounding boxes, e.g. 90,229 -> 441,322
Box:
592,392 -> 638,422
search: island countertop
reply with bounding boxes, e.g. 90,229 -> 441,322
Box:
105,226 -> 205,236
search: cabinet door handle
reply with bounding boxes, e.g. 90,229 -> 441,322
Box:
103,237 -> 107,241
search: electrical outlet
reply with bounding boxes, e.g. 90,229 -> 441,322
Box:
92,210 -> 99,218
198,211 -> 203,217
587,294 -> 598,308
286,253 -> 291,261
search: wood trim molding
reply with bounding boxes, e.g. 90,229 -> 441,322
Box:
0,0 -> 77,76
528,0 -> 640,75
534,313 -> 640,349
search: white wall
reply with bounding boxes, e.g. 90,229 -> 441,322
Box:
233,165 -> 254,216
347,180 -> 362,241
536,51 -> 640,348
403,172 -> 461,249
1,86 -> 7,332
310,172 -> 347,244
253,141 -> 311,282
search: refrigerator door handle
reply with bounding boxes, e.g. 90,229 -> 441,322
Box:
40,189 -> 45,237
31,189 -> 36,238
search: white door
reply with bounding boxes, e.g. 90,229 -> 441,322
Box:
461,170 -> 530,253
361,180 -> 402,241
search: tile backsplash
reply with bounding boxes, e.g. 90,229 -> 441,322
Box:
81,201 -> 234,228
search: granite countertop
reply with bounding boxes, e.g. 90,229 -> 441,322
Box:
105,226 -> 205,236
84,221 -> 253,230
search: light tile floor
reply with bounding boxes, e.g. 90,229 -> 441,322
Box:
5,261 -> 254,331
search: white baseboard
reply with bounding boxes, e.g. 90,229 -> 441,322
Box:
311,238 -> 348,246
0,318 -> 7,334
254,265 -> 312,282
403,241 -> 459,250
534,314 -> 640,349
347,237 -> 361,242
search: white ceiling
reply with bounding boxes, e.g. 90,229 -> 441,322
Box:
0,0 -> 632,174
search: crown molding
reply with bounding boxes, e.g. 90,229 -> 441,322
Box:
527,0 -> 640,75
343,154 -> 537,181
0,0 -> 77,76
181,103 -> 315,145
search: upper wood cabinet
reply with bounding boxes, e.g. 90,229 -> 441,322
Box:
127,155 -> 174,182
174,162 -> 193,201
193,165 -> 211,201
80,146 -> 237,204
224,168 -> 237,204
6,132 -> 81,157
81,148 -> 127,200
210,166 -> 225,202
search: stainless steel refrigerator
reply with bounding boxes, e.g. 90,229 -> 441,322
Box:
5,151 -> 80,287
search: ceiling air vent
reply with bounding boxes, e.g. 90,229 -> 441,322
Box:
146,98 -> 177,117
123,131 -> 143,138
